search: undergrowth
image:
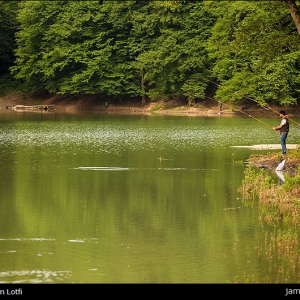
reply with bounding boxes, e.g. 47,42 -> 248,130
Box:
239,161 -> 300,227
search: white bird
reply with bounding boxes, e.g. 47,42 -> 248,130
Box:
275,159 -> 286,171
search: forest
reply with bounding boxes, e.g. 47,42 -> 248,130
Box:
1,0 -> 300,107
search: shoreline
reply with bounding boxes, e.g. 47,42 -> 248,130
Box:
1,92 -> 300,118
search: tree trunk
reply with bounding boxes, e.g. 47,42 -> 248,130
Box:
284,0 -> 300,35
141,68 -> 146,106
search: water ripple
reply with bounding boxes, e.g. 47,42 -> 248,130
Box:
0,269 -> 72,283
0,121 -> 278,153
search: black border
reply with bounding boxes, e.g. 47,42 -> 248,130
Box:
0,283 -> 299,298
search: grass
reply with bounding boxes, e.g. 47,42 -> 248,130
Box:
238,148 -> 300,227
150,105 -> 160,111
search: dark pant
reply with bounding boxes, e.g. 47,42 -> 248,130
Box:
280,132 -> 288,155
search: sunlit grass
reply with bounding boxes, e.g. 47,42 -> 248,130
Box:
239,161 -> 300,227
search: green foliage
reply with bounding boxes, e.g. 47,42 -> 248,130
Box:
206,1 -> 300,106
136,1 -> 214,101
0,74 -> 20,95
181,74 -> 207,100
283,174 -> 300,191
239,166 -> 275,200
2,0 -> 300,106
215,70 -> 264,104
9,0 -> 215,103
11,1 -> 144,96
0,1 -> 19,74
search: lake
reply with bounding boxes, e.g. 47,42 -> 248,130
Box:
0,109 -> 299,283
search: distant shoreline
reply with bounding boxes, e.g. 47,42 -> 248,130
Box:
1,92 -> 300,118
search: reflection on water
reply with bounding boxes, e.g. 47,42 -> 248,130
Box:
0,112 -> 299,283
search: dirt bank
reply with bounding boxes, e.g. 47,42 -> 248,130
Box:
0,92 -> 230,115
247,152 -> 300,173
2,92 -> 300,117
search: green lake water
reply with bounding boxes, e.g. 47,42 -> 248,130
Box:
0,110 -> 299,283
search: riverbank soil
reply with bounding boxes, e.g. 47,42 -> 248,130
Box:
248,152 -> 300,174
2,91 -> 300,118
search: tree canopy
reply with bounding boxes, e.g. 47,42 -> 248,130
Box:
206,1 -> 300,105
2,0 -> 300,106
0,1 -> 18,75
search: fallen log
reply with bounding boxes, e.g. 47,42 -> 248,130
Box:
13,105 -> 55,111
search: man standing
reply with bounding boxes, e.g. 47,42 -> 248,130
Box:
273,110 -> 289,156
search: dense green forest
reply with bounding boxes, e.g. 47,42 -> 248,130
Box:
1,0 -> 300,106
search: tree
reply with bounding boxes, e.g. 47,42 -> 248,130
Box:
0,1 -> 19,75
205,1 -> 300,106
136,1 -> 214,104
11,1 -> 144,98
11,0 -> 215,105
284,0 -> 300,35
11,0 -> 300,107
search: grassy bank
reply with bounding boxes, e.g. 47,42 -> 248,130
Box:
237,151 -> 300,282
239,150 -> 300,226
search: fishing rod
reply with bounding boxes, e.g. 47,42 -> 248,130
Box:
201,76 -> 300,128
205,95 -> 274,129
